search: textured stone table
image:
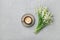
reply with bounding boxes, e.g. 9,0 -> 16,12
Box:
0,0 -> 60,40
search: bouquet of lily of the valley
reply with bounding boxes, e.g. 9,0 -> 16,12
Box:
35,7 -> 53,33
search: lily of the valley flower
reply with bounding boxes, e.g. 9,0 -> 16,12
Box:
35,7 -> 53,33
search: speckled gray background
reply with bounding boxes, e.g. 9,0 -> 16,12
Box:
0,0 -> 60,40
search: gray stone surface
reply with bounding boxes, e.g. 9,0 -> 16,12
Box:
0,0 -> 60,40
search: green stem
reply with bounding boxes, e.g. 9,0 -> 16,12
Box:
35,24 -> 43,33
